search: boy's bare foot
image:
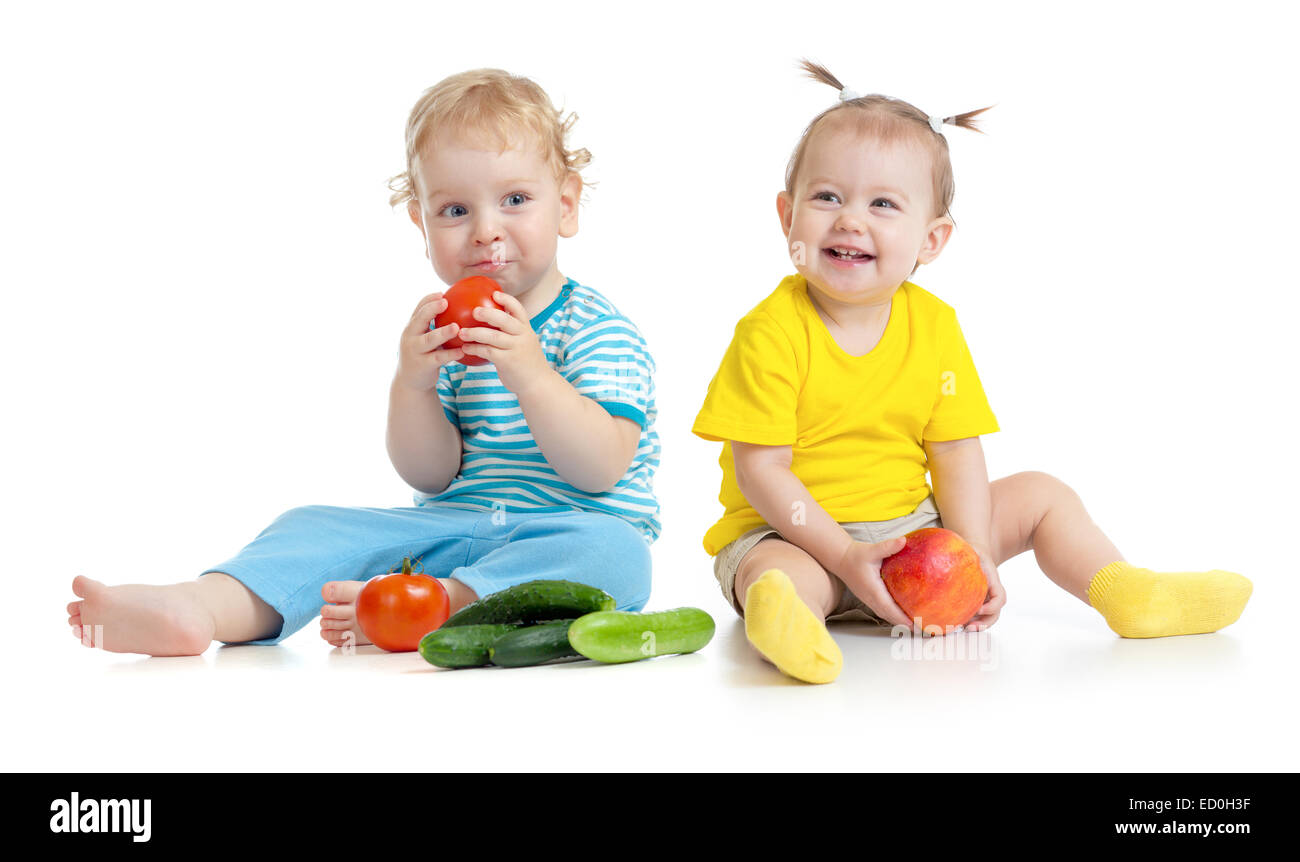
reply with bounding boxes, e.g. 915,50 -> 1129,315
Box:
68,576 -> 216,656
320,580 -> 371,648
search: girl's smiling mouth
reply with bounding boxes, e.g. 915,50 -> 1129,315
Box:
823,246 -> 875,265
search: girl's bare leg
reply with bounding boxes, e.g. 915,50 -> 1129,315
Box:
733,537 -> 843,619
986,471 -> 1251,636
987,471 -> 1123,602
731,537 -> 844,684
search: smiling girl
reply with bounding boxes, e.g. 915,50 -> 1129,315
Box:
692,60 -> 1252,684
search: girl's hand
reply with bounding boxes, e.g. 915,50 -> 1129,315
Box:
457,290 -> 552,396
834,537 -> 917,631
963,544 -> 1006,631
394,291 -> 465,392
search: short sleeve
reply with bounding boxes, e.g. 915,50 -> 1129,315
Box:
922,309 -> 999,442
435,364 -> 459,428
561,314 -> 656,429
692,312 -> 799,445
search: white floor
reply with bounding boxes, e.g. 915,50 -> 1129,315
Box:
6,0 -> 1299,776
13,551 -> 1296,773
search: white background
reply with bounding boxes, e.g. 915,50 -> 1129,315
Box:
3,0 -> 1297,772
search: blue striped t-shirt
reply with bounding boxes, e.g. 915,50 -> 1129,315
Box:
416,277 -> 661,544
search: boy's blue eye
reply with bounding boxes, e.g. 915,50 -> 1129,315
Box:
439,204 -> 468,218
504,192 -> 528,207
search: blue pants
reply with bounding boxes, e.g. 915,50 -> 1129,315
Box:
202,504 -> 653,645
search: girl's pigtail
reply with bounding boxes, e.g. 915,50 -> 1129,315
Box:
798,58 -> 846,93
799,56 -> 996,136
941,105 -> 996,135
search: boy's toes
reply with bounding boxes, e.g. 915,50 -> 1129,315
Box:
320,602 -> 355,620
71,575 -> 103,599
71,624 -> 95,647
321,580 -> 364,604
69,602 -> 86,637
320,627 -> 355,647
318,602 -> 371,648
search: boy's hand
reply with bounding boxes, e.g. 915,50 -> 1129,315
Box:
834,537 -> 917,631
395,291 -> 465,392
963,544 -> 1005,631
457,290 -> 552,396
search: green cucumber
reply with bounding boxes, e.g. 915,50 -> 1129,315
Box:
568,608 -> 716,664
443,580 -> 615,628
418,624 -> 519,668
488,620 -> 581,668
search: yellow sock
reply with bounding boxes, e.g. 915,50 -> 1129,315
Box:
1086,561 -> 1252,638
744,569 -> 842,684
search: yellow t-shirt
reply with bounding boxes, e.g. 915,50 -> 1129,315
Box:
692,274 -> 999,556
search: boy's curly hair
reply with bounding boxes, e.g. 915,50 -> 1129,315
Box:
387,69 -> 591,211
787,59 -> 994,222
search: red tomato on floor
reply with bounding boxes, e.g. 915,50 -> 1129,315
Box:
355,559 -> 450,652
434,276 -> 506,366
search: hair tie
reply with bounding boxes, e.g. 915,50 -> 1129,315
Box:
838,87 -> 861,102
929,115 -> 947,134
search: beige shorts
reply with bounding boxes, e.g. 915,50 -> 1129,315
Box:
711,496 -> 942,624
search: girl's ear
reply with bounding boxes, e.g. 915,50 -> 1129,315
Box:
775,191 -> 794,237
916,214 -> 955,265
558,172 -> 582,238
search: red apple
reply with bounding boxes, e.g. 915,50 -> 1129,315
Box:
880,527 -> 988,633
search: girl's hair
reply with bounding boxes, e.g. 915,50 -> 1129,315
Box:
787,59 -> 993,221
387,69 -> 592,210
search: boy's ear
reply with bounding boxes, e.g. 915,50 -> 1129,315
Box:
558,172 -> 581,238
408,199 -> 426,234
775,191 -> 794,238
408,200 -> 430,258
916,214 -> 955,265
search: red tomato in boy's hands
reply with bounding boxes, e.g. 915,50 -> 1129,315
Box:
434,276 -> 506,366
355,560 -> 450,652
